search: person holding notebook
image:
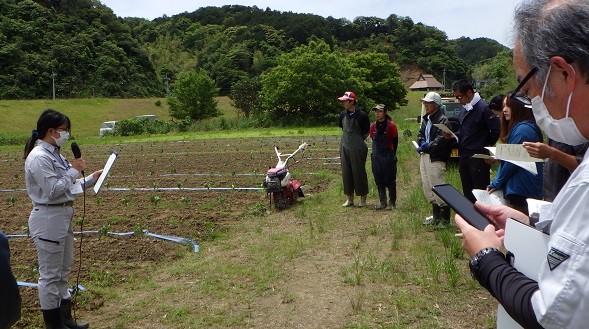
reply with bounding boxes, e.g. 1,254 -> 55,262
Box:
23,109 -> 102,329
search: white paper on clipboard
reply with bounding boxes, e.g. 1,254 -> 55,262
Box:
93,152 -> 118,194
433,123 -> 457,139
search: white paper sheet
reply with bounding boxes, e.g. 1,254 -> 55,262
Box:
433,123 -> 457,139
472,189 -> 507,206
526,198 -> 552,215
93,152 -> 118,194
495,144 -> 544,162
472,146 -> 539,175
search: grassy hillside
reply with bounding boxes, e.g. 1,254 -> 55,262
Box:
2,96 -> 242,141
2,93 -> 425,142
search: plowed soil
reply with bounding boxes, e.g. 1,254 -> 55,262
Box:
1,136 -> 341,328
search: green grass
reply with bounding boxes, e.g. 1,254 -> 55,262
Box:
8,91 -> 500,328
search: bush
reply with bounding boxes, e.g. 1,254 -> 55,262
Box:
114,118 -> 173,136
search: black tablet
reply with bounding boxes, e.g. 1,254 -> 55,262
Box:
432,184 -> 496,230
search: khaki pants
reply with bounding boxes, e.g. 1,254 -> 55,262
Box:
419,154 -> 447,206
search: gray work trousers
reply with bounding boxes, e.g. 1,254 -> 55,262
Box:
29,205 -> 75,310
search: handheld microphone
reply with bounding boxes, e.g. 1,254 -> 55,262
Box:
71,142 -> 84,175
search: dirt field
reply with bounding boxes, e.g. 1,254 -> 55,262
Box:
2,136 -> 341,328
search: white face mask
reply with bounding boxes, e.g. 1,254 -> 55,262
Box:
53,130 -> 70,147
531,66 -> 588,146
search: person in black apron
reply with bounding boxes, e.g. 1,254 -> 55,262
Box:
338,91 -> 370,207
369,104 -> 398,210
0,231 -> 20,329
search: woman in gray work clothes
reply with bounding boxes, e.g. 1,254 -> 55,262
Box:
23,109 -> 102,329
338,91 -> 370,207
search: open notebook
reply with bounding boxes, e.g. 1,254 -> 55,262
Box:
93,151 -> 118,194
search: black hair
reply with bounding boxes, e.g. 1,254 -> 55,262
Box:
489,95 -> 506,110
452,79 -> 474,94
23,109 -> 71,159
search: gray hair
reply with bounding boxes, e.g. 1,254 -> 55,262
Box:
514,0 -> 589,84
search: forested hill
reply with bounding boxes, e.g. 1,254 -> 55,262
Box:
0,1 -> 508,100
0,0 -> 162,99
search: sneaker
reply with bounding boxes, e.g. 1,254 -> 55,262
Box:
386,205 -> 395,210
422,215 -> 437,225
342,200 -> 354,207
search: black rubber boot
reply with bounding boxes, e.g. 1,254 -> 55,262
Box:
42,308 -> 68,329
374,186 -> 387,210
61,299 -> 89,329
387,186 -> 396,209
439,206 -> 451,226
423,204 -> 441,225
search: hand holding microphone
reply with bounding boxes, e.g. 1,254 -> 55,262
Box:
71,142 -> 86,175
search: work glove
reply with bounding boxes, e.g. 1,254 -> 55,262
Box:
417,142 -> 429,153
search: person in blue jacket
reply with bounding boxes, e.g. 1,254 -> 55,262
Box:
487,94 -> 543,215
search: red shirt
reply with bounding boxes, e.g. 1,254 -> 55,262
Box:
369,119 -> 398,151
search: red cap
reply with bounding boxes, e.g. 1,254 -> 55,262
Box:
338,91 -> 357,101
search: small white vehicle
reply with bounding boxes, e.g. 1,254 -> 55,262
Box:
99,121 -> 117,136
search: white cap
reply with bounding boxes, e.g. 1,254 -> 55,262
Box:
422,92 -> 442,106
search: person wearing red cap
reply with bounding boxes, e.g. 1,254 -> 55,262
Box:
338,91 -> 370,207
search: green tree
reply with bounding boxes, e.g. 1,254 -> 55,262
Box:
348,52 -> 406,110
167,70 -> 220,121
230,76 -> 261,118
259,39 -> 364,125
473,50 -> 517,99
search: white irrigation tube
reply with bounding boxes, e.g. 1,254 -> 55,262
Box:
107,187 -> 263,191
17,282 -> 86,292
11,229 -> 199,289
7,229 -> 199,253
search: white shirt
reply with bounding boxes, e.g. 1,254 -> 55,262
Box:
532,151 -> 589,328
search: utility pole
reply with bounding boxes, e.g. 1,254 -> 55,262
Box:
164,75 -> 171,96
52,71 -> 56,100
442,68 -> 446,90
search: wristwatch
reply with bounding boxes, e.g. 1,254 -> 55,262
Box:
469,247 -> 502,280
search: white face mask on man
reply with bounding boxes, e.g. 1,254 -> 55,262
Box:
53,130 -> 70,147
531,65 -> 588,146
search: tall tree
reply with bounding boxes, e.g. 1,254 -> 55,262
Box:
260,39 -> 366,125
167,70 -> 220,122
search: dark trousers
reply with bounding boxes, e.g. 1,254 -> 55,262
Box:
506,194 -> 529,216
459,157 -> 490,203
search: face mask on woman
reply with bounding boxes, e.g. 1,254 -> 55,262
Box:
531,65 -> 588,146
53,130 -> 70,147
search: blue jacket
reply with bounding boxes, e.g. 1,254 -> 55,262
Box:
489,121 -> 543,199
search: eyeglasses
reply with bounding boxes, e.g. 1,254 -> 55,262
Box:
510,67 -> 538,107
455,94 -> 464,100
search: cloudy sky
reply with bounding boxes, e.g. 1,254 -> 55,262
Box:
99,0 -> 523,47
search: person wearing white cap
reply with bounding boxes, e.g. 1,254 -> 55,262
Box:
417,92 -> 454,225
337,91 -> 370,207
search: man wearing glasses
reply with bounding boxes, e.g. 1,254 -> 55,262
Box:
455,0 -> 589,328
450,80 -> 500,203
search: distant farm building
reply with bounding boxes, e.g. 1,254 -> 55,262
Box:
409,74 -> 445,91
